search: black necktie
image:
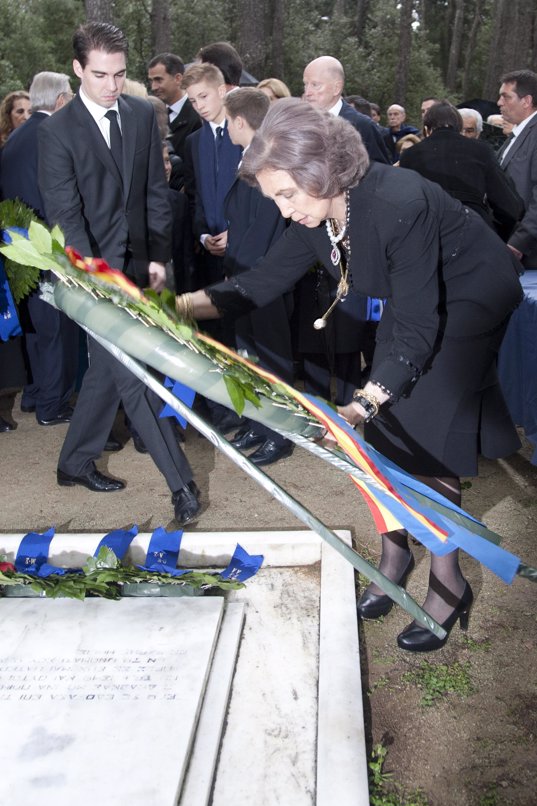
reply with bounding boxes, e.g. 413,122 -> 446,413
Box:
167,106 -> 173,118
105,110 -> 123,174
215,125 -> 224,173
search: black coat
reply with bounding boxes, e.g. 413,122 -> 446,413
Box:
208,162 -> 522,399
1,112 -> 48,219
338,101 -> 391,164
399,128 -> 524,239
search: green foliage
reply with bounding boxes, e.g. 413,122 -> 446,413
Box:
0,0 -> 82,96
0,546 -> 245,601
402,660 -> 474,706
0,199 -> 41,302
369,743 -> 429,806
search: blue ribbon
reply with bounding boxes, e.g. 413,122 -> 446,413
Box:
160,376 -> 196,429
14,528 -> 56,575
306,395 -> 522,583
94,525 -> 139,560
366,297 -> 386,322
136,526 -> 191,577
0,255 -> 22,341
219,544 -> 264,582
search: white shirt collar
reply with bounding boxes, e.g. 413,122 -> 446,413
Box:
167,94 -> 188,120
328,98 -> 343,116
209,118 -> 226,136
79,87 -> 120,124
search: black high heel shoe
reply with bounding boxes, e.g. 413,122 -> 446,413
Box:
357,552 -> 415,620
396,582 -> 474,653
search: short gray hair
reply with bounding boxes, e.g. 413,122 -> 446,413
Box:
458,107 -> 483,133
29,72 -> 71,112
240,97 -> 369,197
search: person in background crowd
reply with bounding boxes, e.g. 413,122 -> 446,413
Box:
1,71 -> 80,427
400,100 -> 523,239
497,69 -> 537,268
257,77 -> 291,102
458,107 -> 483,139
386,103 -> 420,144
420,96 -> 440,119
0,90 -> 31,146
223,87 -> 294,466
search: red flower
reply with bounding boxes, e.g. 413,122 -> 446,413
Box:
0,561 -> 16,573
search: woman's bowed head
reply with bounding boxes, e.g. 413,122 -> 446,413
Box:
240,97 -> 370,228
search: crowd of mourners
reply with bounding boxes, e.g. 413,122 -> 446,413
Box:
1,22 -> 535,651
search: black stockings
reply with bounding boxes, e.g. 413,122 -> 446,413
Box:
365,475 -> 467,623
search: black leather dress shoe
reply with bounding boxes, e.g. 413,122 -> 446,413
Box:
57,468 -> 125,492
248,439 -> 294,467
37,407 -> 73,426
132,432 -> 148,454
104,435 -> 123,452
0,415 -> 15,432
20,402 -> 36,413
172,483 -> 201,525
230,428 -> 265,451
357,553 -> 415,620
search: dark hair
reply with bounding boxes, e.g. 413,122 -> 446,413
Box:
240,97 -> 369,197
421,96 -> 440,105
224,88 -> 269,130
500,69 -> 537,107
423,100 -> 462,133
369,102 -> 380,115
197,42 -> 242,86
147,52 -> 185,76
345,95 -> 372,116
73,22 -> 128,68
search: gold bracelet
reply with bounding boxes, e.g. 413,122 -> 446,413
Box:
175,292 -> 194,321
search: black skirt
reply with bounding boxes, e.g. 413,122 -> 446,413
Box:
365,320 -> 520,477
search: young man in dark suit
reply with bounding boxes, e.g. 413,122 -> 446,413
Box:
38,22 -> 200,524
223,88 -> 294,466
1,71 -> 79,427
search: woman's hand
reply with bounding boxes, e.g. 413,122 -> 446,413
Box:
337,400 -> 367,428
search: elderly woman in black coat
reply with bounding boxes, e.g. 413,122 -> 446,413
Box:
179,98 -> 523,652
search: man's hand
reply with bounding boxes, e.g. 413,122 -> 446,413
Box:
204,230 -> 228,257
507,244 -> 523,261
148,261 -> 166,292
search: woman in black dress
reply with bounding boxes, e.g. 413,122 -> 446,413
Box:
179,98 -> 523,651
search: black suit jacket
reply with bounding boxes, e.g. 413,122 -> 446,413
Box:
1,112 -> 48,218
400,128 -> 524,239
338,101 -> 391,164
168,98 -> 201,161
38,93 -> 171,287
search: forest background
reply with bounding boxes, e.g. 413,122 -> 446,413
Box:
1,0 -> 536,125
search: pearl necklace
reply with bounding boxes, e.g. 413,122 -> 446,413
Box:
314,190 -> 351,330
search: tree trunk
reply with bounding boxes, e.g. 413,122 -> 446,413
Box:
237,0 -> 267,79
394,0 -> 414,104
151,0 -> 171,54
462,0 -> 482,99
355,0 -> 369,43
483,0 -> 507,99
84,0 -> 114,22
446,0 -> 465,92
270,0 -> 285,79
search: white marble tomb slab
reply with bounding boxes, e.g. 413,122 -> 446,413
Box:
0,597 -> 227,806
